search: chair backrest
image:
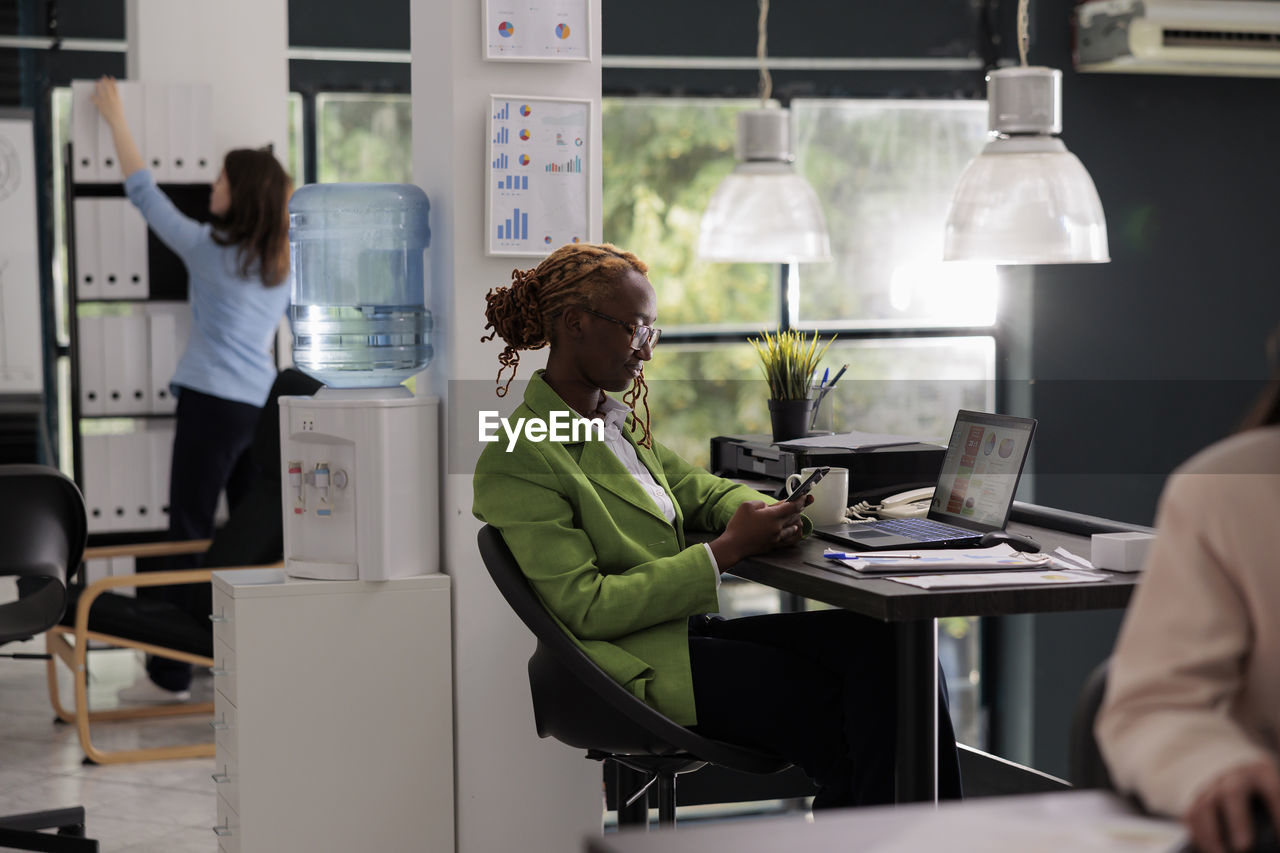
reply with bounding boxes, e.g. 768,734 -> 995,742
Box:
1069,657 -> 1114,790
477,524 -> 788,774
0,465 -> 86,646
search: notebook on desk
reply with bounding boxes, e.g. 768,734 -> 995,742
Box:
815,410 -> 1036,551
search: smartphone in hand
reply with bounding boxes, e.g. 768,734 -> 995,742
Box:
786,466 -> 830,502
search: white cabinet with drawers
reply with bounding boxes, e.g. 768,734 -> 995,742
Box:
210,569 -> 453,853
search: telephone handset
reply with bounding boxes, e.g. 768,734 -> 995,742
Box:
875,487 -> 935,519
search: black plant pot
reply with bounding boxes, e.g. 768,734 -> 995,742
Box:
768,398 -> 814,444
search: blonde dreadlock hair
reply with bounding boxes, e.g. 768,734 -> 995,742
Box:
481,242 -> 654,448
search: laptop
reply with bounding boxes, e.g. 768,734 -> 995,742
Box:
814,410 -> 1036,551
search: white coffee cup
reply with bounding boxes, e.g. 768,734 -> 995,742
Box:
786,466 -> 849,526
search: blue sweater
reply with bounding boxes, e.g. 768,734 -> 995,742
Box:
125,170 -> 290,407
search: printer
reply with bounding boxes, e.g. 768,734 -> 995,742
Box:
710,435 -> 944,505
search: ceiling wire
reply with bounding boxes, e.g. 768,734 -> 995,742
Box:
757,0 -> 772,104
1017,0 -> 1030,66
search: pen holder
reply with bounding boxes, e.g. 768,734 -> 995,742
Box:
808,384 -> 833,432
768,398 -> 814,443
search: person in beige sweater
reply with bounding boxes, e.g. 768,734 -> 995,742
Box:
1097,385 -> 1280,853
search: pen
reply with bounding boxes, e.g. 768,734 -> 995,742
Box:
823,551 -> 922,560
827,364 -> 848,387
819,367 -> 829,387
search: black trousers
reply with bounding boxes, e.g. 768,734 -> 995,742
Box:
687,609 -> 962,809
142,386 -> 261,691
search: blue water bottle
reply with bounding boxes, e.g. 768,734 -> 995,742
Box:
288,183 -> 433,388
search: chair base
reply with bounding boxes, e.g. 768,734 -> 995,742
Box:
45,628 -> 215,765
0,807 -> 98,852
597,754 -> 707,829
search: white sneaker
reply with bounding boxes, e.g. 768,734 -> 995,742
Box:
117,678 -> 191,704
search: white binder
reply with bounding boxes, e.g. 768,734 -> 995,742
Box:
73,198 -> 100,300
83,557 -> 111,587
123,310 -> 151,413
96,199 -> 125,298
142,82 -> 170,182
80,433 -> 111,532
101,313 -> 128,415
121,201 -> 149,298
70,81 -> 99,183
110,557 -> 138,596
167,86 -> 194,182
146,306 -> 179,414
76,314 -> 106,416
148,418 -> 174,530
189,84 -> 216,181
107,431 -> 145,531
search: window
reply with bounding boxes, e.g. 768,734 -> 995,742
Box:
315,93 -> 411,184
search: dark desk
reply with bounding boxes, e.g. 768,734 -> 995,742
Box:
725,502 -> 1149,803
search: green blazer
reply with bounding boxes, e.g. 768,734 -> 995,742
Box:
473,370 -> 769,725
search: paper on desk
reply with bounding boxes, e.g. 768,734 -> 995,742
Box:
885,567 -> 1110,590
778,430 -> 943,450
823,544 -> 1052,574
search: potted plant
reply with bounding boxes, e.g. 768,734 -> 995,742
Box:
749,329 -> 836,443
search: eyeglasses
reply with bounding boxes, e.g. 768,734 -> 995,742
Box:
581,307 -> 662,350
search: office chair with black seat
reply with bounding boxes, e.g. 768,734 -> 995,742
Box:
0,464 -> 99,852
42,368 -> 323,765
477,525 -> 792,829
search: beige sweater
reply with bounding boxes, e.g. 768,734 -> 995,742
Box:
1096,425 -> 1280,817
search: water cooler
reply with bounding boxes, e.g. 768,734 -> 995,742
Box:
280,183 -> 439,581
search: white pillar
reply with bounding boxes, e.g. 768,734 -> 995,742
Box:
125,0 -> 288,162
411,2 -> 604,852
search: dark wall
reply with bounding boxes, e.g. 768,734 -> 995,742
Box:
1024,0 -> 1280,525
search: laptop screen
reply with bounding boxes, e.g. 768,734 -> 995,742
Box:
928,410 -> 1036,531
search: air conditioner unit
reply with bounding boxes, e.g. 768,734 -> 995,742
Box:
1075,0 -> 1280,77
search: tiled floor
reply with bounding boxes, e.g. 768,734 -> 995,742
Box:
0,632 -> 218,852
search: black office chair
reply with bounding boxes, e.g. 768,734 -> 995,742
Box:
1069,657 -> 1114,790
0,464 -> 99,852
477,525 -> 791,828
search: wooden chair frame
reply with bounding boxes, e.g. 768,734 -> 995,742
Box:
44,538 -> 278,765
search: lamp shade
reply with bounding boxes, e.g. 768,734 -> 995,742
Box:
698,108 -> 832,263
943,67 -> 1109,265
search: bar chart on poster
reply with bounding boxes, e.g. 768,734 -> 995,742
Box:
486,96 -> 590,257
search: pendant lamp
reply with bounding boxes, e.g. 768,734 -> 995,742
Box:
697,0 -> 831,263
943,0 -> 1109,265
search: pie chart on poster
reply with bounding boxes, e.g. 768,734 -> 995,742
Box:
518,154 -> 530,166
998,438 -> 1015,458
498,21 -> 514,38
520,105 -> 532,117
519,129 -> 530,141
983,433 -> 996,455
555,23 -> 571,39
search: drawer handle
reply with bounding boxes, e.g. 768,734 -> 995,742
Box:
209,613 -> 231,624
212,772 -> 231,784
211,667 -> 230,678
210,718 -> 230,732
212,824 -> 233,838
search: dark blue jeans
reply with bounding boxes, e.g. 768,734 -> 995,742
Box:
142,386 -> 260,692
687,609 -> 963,808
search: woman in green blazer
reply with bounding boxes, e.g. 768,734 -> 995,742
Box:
473,243 -> 961,808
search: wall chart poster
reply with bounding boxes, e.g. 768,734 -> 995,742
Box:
486,95 -> 590,257
484,0 -> 589,61
0,111 -> 42,394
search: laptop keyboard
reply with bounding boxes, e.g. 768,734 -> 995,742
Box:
869,517 -> 971,542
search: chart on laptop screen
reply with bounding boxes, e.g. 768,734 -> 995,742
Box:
931,412 -> 1035,527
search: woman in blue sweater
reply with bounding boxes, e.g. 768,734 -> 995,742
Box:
93,77 -> 292,701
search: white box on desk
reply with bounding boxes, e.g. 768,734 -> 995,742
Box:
1091,532 -> 1155,573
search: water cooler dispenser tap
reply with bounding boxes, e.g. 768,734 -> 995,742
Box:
288,461 -> 304,514
314,462 -> 332,517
